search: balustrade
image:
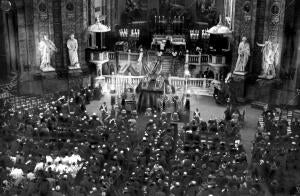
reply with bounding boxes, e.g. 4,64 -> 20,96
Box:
188,55 -> 200,65
108,52 -> 115,60
90,51 -> 109,62
102,75 -> 213,95
106,50 -> 211,72
201,54 -> 209,63
169,77 -> 213,89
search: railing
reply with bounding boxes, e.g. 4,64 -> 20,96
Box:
103,75 -> 144,94
201,54 -> 209,63
103,75 -> 214,95
169,76 -> 213,89
108,52 -> 115,60
90,51 -> 109,62
188,55 -> 201,65
107,51 -> 210,66
188,54 -> 210,65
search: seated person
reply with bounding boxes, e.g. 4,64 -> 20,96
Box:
145,108 -> 152,116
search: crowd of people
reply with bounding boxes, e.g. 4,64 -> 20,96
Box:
0,85 -> 274,196
251,105 -> 300,195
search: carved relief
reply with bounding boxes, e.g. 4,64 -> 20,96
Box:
39,1 -> 48,21
268,0 -> 282,42
270,2 -> 280,25
66,2 -> 75,20
242,1 -> 251,23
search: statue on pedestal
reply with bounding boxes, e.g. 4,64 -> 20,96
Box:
38,35 -> 57,72
137,48 -> 143,74
234,37 -> 250,74
67,33 -> 80,69
257,40 -> 279,79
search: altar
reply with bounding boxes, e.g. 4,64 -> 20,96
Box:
151,34 -> 186,50
136,75 -> 175,113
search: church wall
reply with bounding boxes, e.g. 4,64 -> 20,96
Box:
11,0 -> 91,78
232,0 -> 257,73
0,12 -> 9,79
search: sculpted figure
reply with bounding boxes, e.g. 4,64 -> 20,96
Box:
67,33 -> 80,68
39,35 -> 57,71
234,37 -> 250,73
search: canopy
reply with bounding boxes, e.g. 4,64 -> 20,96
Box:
207,16 -> 232,35
88,16 -> 111,33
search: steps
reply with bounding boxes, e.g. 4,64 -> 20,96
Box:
160,56 -> 185,77
175,60 -> 184,77
251,101 -> 268,110
161,56 -> 173,74
175,86 -> 213,96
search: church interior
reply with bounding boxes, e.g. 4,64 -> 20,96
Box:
1,0 -> 300,195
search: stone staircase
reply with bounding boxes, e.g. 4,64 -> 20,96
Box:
161,56 -> 173,75
175,86 -> 213,96
175,59 -> 185,77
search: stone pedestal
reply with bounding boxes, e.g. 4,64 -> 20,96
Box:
233,71 -> 248,76
68,67 -> 82,77
39,70 -> 57,79
231,73 -> 249,103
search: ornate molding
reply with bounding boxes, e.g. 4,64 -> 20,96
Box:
65,1 -> 75,20
38,1 -> 48,21
242,1 -> 252,23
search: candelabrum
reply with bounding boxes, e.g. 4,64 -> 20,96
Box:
173,16 -> 184,23
119,28 -> 129,38
201,29 -> 210,39
130,29 -> 140,39
190,30 -> 200,40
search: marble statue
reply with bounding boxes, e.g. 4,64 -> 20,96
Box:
234,37 -> 250,74
67,33 -> 80,69
38,35 -> 57,72
137,48 -> 143,74
257,40 -> 279,79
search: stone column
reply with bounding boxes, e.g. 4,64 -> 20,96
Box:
184,50 -> 190,77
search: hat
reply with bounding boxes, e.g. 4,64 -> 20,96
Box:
249,187 -> 258,195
